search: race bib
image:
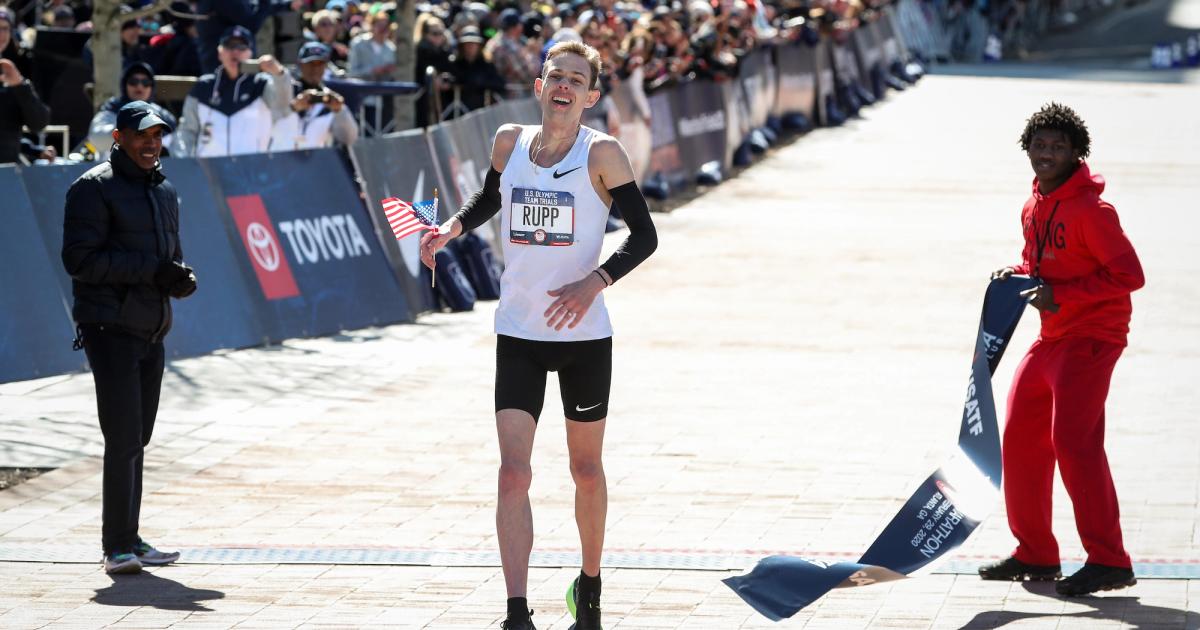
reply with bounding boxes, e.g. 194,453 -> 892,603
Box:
510,188 -> 575,246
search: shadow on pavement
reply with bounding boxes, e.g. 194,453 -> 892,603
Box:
92,571 -> 225,612
958,582 -> 1200,629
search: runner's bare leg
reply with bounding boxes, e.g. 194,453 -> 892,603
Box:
496,409 -> 537,596
567,418 -> 607,576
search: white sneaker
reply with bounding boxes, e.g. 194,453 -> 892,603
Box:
134,539 -> 180,566
103,552 -> 143,575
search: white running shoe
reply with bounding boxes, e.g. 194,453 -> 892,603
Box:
133,539 -> 180,566
103,552 -> 142,575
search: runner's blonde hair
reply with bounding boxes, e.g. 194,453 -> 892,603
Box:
543,41 -> 602,90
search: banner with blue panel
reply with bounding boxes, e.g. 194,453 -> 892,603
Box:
158,158 -> 273,357
202,149 -> 411,340
0,167 -> 85,382
19,161 -> 91,300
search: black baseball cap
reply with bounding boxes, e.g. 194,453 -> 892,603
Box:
220,25 -> 253,46
298,41 -> 331,63
116,101 -> 173,133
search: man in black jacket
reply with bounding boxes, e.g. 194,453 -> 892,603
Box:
62,101 -> 197,575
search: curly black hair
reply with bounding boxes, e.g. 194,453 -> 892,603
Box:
1018,102 -> 1091,159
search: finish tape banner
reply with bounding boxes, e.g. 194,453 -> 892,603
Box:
724,276 -> 1040,621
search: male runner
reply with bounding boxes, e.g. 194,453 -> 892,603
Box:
419,41 -> 657,630
979,103 -> 1144,596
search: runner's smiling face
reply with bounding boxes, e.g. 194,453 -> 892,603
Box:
535,54 -> 600,122
1027,128 -> 1080,191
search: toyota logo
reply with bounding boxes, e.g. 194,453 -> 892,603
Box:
246,222 -> 281,272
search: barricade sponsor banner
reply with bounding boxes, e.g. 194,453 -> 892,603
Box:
154,159 -> 274,357
426,123 -> 465,216
873,14 -> 903,68
349,131 -> 440,315
816,39 -> 837,126
0,167 -> 85,383
739,47 -> 776,130
774,44 -> 819,120
725,276 -> 1041,620
609,79 -> 653,184
673,80 -> 728,175
831,37 -> 864,87
204,149 -> 410,339
647,91 -> 687,190
19,161 -> 91,300
723,81 -> 750,166
852,24 -> 886,99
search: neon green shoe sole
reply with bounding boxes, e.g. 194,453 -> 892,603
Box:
565,577 -> 602,630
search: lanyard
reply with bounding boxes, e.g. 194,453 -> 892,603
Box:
1032,200 -> 1060,279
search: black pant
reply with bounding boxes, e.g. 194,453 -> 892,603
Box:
80,324 -> 164,555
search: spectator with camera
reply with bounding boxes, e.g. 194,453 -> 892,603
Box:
0,7 -> 50,165
173,25 -> 292,157
271,41 -> 357,150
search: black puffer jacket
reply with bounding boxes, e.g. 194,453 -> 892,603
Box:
62,148 -> 182,341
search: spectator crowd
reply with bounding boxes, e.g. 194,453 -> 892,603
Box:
1,0 -> 1086,165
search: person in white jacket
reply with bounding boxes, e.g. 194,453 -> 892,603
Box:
173,25 -> 292,157
270,41 -> 358,151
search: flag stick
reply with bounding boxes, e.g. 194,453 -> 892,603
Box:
431,188 -> 439,289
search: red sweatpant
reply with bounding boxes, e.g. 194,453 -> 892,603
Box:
1002,335 -> 1132,568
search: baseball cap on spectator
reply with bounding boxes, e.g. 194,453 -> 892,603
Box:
220,25 -> 253,46
458,25 -> 485,44
298,41 -> 331,62
499,8 -> 521,29
555,3 -> 575,18
117,101 -> 173,132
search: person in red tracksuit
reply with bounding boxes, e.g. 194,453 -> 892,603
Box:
978,103 -> 1144,596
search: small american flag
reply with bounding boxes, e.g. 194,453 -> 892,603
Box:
381,196 -> 439,240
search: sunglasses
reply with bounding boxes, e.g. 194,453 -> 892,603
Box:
223,42 -> 250,51
126,78 -> 153,87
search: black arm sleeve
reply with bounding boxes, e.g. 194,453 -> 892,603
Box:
452,166 -> 503,232
600,182 -> 658,284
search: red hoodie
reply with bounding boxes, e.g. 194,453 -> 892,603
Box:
1011,162 -> 1144,345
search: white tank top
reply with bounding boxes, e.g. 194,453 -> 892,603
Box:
496,125 -> 614,342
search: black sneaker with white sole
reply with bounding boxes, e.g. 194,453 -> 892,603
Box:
978,556 -> 1062,581
1055,563 -> 1136,596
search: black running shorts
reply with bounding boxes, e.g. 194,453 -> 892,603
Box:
495,334 -> 612,422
